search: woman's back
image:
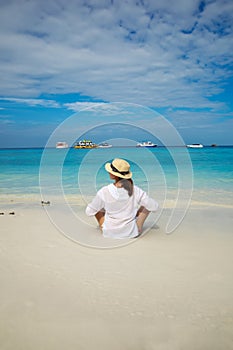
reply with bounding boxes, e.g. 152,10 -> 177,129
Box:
86,158 -> 158,239
86,183 -> 158,239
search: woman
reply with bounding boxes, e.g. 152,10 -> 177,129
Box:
86,158 -> 158,239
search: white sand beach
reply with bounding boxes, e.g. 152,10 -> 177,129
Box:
1,197 -> 233,350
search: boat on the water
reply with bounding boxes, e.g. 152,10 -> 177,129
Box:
186,143 -> 204,148
97,142 -> 112,148
56,141 -> 68,149
137,141 -> 157,148
74,140 -> 97,149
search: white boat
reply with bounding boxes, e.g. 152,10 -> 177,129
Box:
98,143 -> 112,148
56,141 -> 68,149
137,141 -> 157,148
186,143 -> 204,148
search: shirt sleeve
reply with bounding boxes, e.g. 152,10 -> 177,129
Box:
85,193 -> 105,216
136,187 -> 159,212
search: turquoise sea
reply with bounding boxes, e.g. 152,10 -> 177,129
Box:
0,147 -> 233,207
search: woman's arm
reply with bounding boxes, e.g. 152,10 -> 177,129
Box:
136,186 -> 159,212
85,194 -> 105,216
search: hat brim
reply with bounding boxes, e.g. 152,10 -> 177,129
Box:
105,163 -> 132,179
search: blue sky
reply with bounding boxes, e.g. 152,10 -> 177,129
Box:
0,0 -> 233,147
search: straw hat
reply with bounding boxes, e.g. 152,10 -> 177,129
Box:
105,158 -> 132,179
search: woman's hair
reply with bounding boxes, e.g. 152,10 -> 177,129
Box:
116,178 -> 134,196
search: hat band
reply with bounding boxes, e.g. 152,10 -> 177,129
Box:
110,163 -> 130,176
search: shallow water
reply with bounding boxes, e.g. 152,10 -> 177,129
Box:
0,147 -> 232,208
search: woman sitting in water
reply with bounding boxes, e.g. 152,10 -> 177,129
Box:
86,158 -> 158,239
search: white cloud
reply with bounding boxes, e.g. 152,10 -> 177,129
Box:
0,97 -> 60,108
64,101 -> 106,111
0,114 -> 15,125
0,0 -> 232,111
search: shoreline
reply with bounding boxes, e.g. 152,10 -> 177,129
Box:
1,188 -> 233,209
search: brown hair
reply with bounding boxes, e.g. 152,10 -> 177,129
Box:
116,178 -> 134,196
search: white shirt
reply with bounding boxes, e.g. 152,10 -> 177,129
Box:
86,184 -> 158,239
